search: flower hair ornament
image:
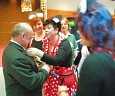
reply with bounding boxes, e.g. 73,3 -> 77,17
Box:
51,15 -> 62,23
28,12 -> 38,20
53,18 -> 60,23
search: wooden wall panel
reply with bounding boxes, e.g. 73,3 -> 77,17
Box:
0,32 -> 11,45
47,9 -> 75,18
0,22 -> 9,32
0,7 -> 115,45
0,0 -> 40,22
0,0 -> 40,45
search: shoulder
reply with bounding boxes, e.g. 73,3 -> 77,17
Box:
60,39 -> 70,46
69,34 -> 75,37
80,52 -> 115,83
67,34 -> 76,42
68,34 -> 76,39
59,39 -> 72,51
83,52 -> 115,70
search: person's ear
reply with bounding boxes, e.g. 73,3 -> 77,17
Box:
20,33 -> 26,41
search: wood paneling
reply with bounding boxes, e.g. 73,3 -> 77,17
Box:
0,0 -> 40,45
0,9 -> 76,45
0,5 -> 115,45
47,9 -> 75,18
0,22 -> 9,32
0,32 -> 11,45
0,22 -> 19,45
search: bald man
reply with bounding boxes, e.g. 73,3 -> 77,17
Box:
2,22 -> 50,96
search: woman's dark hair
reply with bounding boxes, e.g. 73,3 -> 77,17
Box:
43,19 -> 61,31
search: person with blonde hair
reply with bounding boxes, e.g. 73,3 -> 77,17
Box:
60,17 -> 78,65
26,18 -> 77,96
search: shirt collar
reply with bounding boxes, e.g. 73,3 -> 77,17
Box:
10,40 -> 25,50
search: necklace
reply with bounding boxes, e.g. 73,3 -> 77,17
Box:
43,36 -> 64,56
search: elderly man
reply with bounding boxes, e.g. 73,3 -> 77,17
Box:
2,22 -> 50,96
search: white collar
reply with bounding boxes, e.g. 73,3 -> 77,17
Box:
10,40 -> 25,50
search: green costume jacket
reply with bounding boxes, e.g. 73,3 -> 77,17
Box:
77,52 -> 115,96
2,42 -> 48,96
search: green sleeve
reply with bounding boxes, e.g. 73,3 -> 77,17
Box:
11,58 -> 48,90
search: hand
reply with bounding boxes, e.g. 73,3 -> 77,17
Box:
26,47 -> 44,58
58,91 -> 69,96
41,64 -> 50,73
58,86 -> 69,96
34,56 -> 45,68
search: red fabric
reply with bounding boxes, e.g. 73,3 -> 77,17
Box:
61,73 -> 76,85
44,66 -> 77,96
0,45 -> 6,67
42,36 -> 63,56
42,36 -> 77,96
53,66 -> 74,75
93,47 -> 115,59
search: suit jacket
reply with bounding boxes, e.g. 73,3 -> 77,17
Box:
2,42 -> 48,96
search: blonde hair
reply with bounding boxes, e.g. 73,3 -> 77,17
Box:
61,18 -> 71,30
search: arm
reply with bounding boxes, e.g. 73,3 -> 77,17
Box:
10,57 -> 48,90
26,39 -> 72,66
73,35 -> 79,58
41,39 -> 72,66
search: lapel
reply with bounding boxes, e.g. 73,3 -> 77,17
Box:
9,42 -> 38,71
9,41 -> 28,56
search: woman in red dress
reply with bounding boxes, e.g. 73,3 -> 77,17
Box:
26,18 -> 77,96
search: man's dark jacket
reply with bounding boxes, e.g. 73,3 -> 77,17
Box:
2,42 -> 48,96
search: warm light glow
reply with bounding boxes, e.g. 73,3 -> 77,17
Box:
28,14 -> 36,20
10,0 -> 17,5
36,13 -> 43,17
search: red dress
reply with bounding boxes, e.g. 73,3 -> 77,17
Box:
42,36 -> 77,96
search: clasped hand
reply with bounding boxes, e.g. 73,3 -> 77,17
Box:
26,47 -> 50,73
26,47 -> 44,58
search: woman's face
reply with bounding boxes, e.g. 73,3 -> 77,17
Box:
33,21 -> 43,32
61,20 -> 69,33
77,30 -> 92,47
44,24 -> 57,38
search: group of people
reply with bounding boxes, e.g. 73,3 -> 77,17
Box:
2,10 -> 78,96
28,13 -> 78,96
2,0 -> 115,96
